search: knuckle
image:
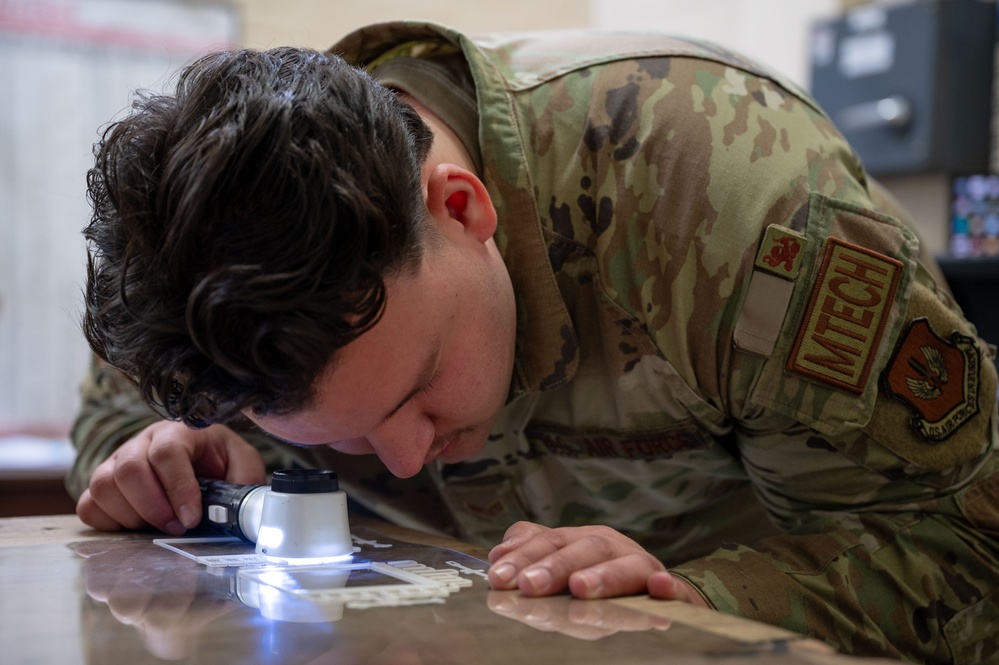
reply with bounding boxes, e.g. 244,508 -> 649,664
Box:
111,452 -> 145,480
621,551 -> 663,576
504,554 -> 536,572
504,520 -> 543,540
585,525 -> 621,541
146,419 -> 180,436
579,532 -> 618,558
148,420 -> 191,445
88,466 -> 118,499
146,435 -> 177,461
75,495 -> 98,523
510,520 -> 539,532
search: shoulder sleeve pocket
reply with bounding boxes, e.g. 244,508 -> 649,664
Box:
747,192 -> 919,436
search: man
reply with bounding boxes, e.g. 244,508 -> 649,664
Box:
70,21 -> 999,663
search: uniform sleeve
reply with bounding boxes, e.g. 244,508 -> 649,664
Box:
571,56 -> 999,661
662,115 -> 999,663
670,244 -> 999,661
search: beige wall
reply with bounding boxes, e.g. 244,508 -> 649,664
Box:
591,0 -> 840,88
232,0 -> 590,50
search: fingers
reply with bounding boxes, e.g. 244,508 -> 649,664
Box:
146,423 -> 216,530
488,523 -> 666,599
487,521 -> 556,589
83,434 -> 176,533
117,424 -> 195,533
488,521 -> 548,563
162,423 -> 267,526
567,552 -> 665,598
79,420 -> 266,536
76,488 -> 125,532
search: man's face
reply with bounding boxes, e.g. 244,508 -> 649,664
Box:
247,233 -> 517,478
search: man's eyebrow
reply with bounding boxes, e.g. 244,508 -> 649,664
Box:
379,345 -> 440,425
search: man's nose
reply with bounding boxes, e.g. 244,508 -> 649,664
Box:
367,413 -> 435,479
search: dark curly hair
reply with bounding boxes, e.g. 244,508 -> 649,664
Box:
83,47 -> 434,427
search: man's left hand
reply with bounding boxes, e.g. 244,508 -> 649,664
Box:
487,522 -> 710,607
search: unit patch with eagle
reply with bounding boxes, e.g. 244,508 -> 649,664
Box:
881,317 -> 981,442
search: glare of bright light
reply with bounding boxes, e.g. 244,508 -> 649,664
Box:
256,525 -> 284,549
262,553 -> 354,566
256,569 -> 296,588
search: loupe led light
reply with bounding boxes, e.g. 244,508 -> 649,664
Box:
199,469 -> 353,564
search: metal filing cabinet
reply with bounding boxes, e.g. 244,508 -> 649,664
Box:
810,0 -> 996,176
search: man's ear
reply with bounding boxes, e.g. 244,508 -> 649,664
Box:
425,163 -> 497,243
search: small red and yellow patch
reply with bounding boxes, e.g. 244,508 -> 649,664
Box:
754,224 -> 809,279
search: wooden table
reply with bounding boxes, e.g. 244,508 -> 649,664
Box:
0,514 -> 900,665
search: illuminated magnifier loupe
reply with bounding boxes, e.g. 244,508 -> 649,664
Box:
199,469 -> 353,564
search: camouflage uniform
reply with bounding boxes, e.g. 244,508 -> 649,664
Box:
69,22 -> 999,663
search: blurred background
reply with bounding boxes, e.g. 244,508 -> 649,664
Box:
2,0 -> 996,514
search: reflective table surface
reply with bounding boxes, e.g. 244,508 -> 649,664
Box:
0,515 -> 899,664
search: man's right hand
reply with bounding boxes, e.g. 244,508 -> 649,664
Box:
76,421 -> 267,535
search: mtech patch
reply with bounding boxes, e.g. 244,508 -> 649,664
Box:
787,237 -> 903,394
